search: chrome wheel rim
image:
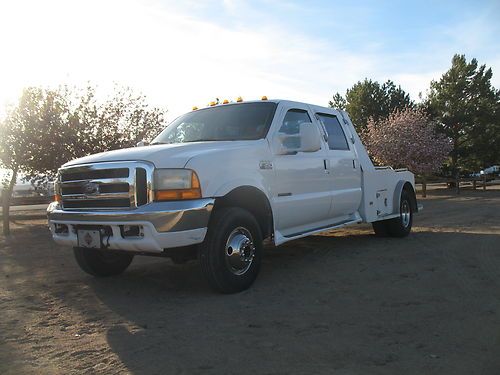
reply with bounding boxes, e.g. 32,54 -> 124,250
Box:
401,200 -> 411,228
225,227 -> 255,275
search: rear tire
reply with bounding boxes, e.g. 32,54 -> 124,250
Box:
372,220 -> 389,237
73,247 -> 134,277
372,189 -> 413,238
198,207 -> 263,293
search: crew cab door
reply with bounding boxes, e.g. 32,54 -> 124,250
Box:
315,111 -> 362,220
270,105 -> 331,237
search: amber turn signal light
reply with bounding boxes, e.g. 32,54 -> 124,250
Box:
154,188 -> 201,201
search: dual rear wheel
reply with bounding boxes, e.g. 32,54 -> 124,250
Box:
372,189 -> 414,237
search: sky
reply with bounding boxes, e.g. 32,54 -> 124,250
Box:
0,0 -> 499,120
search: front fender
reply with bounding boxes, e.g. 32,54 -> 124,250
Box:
183,140 -> 274,200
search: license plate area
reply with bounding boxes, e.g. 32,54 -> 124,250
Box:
77,229 -> 102,249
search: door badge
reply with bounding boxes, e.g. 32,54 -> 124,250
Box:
259,161 -> 273,170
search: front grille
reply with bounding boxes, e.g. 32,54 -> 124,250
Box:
58,161 -> 154,211
61,182 -> 129,196
61,168 -> 129,182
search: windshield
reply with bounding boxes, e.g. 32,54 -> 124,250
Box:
152,102 -> 277,144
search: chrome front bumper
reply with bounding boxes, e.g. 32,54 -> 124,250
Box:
47,198 -> 215,253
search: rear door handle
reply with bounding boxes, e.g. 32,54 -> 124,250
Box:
323,159 -> 330,174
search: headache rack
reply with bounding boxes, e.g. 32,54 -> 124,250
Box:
57,161 -> 154,210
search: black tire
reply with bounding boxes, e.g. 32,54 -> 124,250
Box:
198,207 -> 263,293
387,189 -> 413,237
372,189 -> 413,238
73,247 -> 134,277
372,220 -> 389,237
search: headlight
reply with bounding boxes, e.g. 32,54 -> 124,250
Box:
153,169 -> 202,201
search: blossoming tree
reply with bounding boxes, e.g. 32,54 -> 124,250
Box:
362,108 -> 452,197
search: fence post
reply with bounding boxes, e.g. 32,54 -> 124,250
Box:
421,176 -> 427,198
455,174 -> 460,195
472,180 -> 476,190
483,175 -> 487,191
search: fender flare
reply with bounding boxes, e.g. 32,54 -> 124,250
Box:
393,180 -> 418,214
212,185 -> 275,239
212,178 -> 269,198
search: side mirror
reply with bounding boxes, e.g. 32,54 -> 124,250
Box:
276,122 -> 322,154
298,122 -> 322,152
136,140 -> 148,147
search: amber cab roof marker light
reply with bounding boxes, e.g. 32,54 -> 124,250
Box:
261,96 -> 268,100
236,96 -> 243,102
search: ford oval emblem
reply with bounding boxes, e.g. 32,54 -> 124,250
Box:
82,181 -> 100,195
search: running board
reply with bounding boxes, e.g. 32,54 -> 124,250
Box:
283,218 -> 362,241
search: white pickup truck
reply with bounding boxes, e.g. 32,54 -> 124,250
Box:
48,99 -> 419,293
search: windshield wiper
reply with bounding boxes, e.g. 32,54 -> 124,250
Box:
183,138 -> 221,143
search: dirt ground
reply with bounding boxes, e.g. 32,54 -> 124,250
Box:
1,186 -> 500,375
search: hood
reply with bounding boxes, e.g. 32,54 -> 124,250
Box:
63,141 -> 261,168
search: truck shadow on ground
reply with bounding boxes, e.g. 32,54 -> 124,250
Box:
64,230 -> 500,374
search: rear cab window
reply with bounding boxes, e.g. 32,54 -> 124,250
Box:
316,113 -> 350,151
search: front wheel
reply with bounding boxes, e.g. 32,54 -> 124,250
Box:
73,247 -> 134,277
198,207 -> 263,293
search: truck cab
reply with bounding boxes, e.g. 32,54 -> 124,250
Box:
48,99 -> 419,293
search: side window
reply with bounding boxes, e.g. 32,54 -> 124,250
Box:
278,109 -> 311,149
317,113 -> 350,150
